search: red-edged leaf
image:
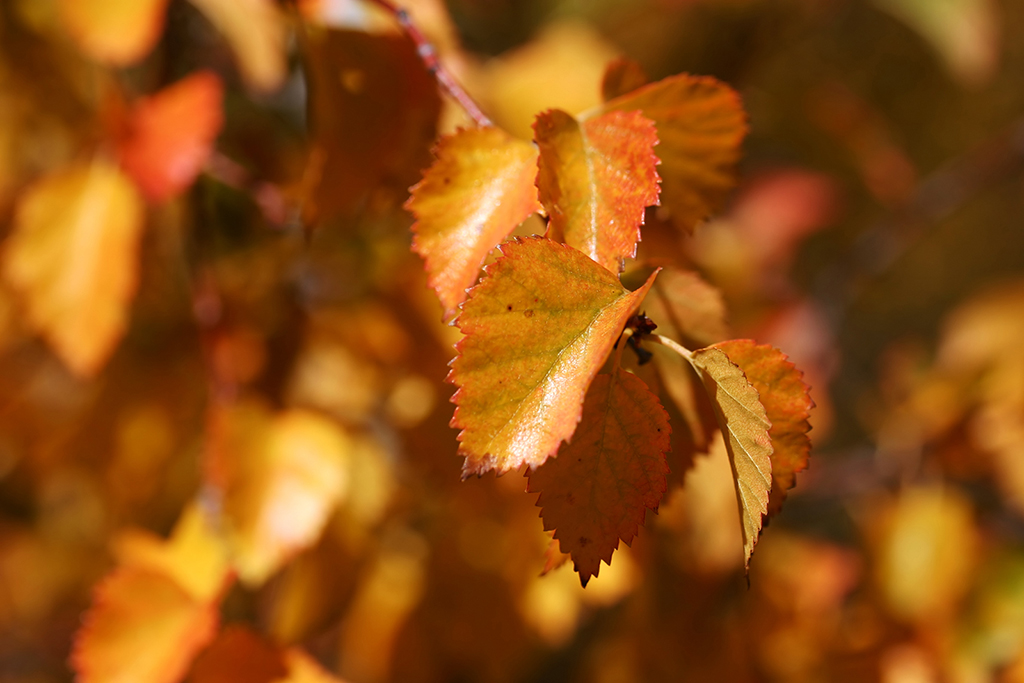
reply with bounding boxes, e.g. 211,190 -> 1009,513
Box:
71,567 -> 219,683
689,346 -> 773,567
716,340 -> 812,517
409,127 -> 541,320
59,0 -> 170,65
117,71 -> 224,203
535,108 -> 660,274
647,267 -> 730,349
1,161 -> 144,377
450,237 -> 658,476
528,368 -> 670,586
601,57 -> 649,102
602,74 -> 747,233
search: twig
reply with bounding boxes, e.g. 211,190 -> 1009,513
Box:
364,0 -> 492,127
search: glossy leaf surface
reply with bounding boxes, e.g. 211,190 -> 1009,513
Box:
535,108 -> 660,274
451,238 -> 658,476
528,369 -> 670,585
409,127 -> 541,320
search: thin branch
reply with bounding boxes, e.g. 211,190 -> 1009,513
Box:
364,0 -> 492,127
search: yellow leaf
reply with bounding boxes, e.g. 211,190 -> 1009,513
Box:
206,401 -> 351,585
187,0 -> 287,91
71,567 -> 219,683
58,0 -> 169,65
2,161 -> 144,377
690,346 -> 773,568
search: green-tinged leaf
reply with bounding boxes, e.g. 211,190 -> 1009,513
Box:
535,108 -> 660,274
409,127 -> 541,320
716,340 -> 812,517
450,237 -> 658,476
601,74 -> 746,233
528,368 -> 670,586
690,346 -> 773,567
647,267 -> 730,349
2,161 -> 144,377
601,57 -> 649,102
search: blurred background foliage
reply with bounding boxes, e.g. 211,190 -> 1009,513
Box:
3,0 -> 1024,682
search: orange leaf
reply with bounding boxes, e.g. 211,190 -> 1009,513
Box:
189,625 -> 348,683
689,346 -> 773,567
112,503 -> 231,603
647,267 -> 730,349
305,29 -> 441,223
58,0 -> 169,65
71,567 -> 219,683
535,109 -> 660,274
716,340 -> 813,517
205,401 -> 351,585
528,369 -> 670,586
451,238 -> 658,476
602,74 -> 747,233
2,161 -> 144,377
117,71 -> 224,203
601,57 -> 648,102
409,127 -> 541,320
186,0 -> 286,91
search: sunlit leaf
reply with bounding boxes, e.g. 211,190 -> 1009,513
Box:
2,161 -> 144,377
535,108 -> 660,274
305,29 -> 441,223
601,57 -> 649,102
716,340 -> 813,517
112,503 -> 230,603
451,238 -> 658,476
528,368 -> 670,586
409,127 -> 541,320
647,267 -> 730,349
187,0 -> 286,91
601,75 -> 747,233
71,567 -> 219,683
205,401 -> 351,586
117,71 -> 224,203
58,0 -> 169,65
690,346 -> 773,567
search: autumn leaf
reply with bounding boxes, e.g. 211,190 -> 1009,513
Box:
2,161 -> 144,377
205,401 -> 351,585
305,29 -> 441,223
187,0 -> 286,91
534,109 -> 660,274
716,340 -> 813,517
58,0 -> 169,65
451,237 -> 658,476
71,505 -> 229,683
116,71 -> 224,203
409,127 -> 541,320
111,503 -> 231,603
647,267 -> 730,349
690,346 -> 773,567
601,57 -> 649,103
72,568 -> 220,683
189,625 -> 348,683
601,74 -> 747,233
528,368 -> 670,586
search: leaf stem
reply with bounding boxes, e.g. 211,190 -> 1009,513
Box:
363,0 -> 493,127
650,333 -> 693,362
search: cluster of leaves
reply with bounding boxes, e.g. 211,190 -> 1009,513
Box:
11,0 -> 1024,681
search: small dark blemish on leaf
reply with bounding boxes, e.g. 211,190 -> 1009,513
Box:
566,493 -> 575,505
579,537 -> 591,547
507,304 -> 513,311
524,309 -> 533,318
